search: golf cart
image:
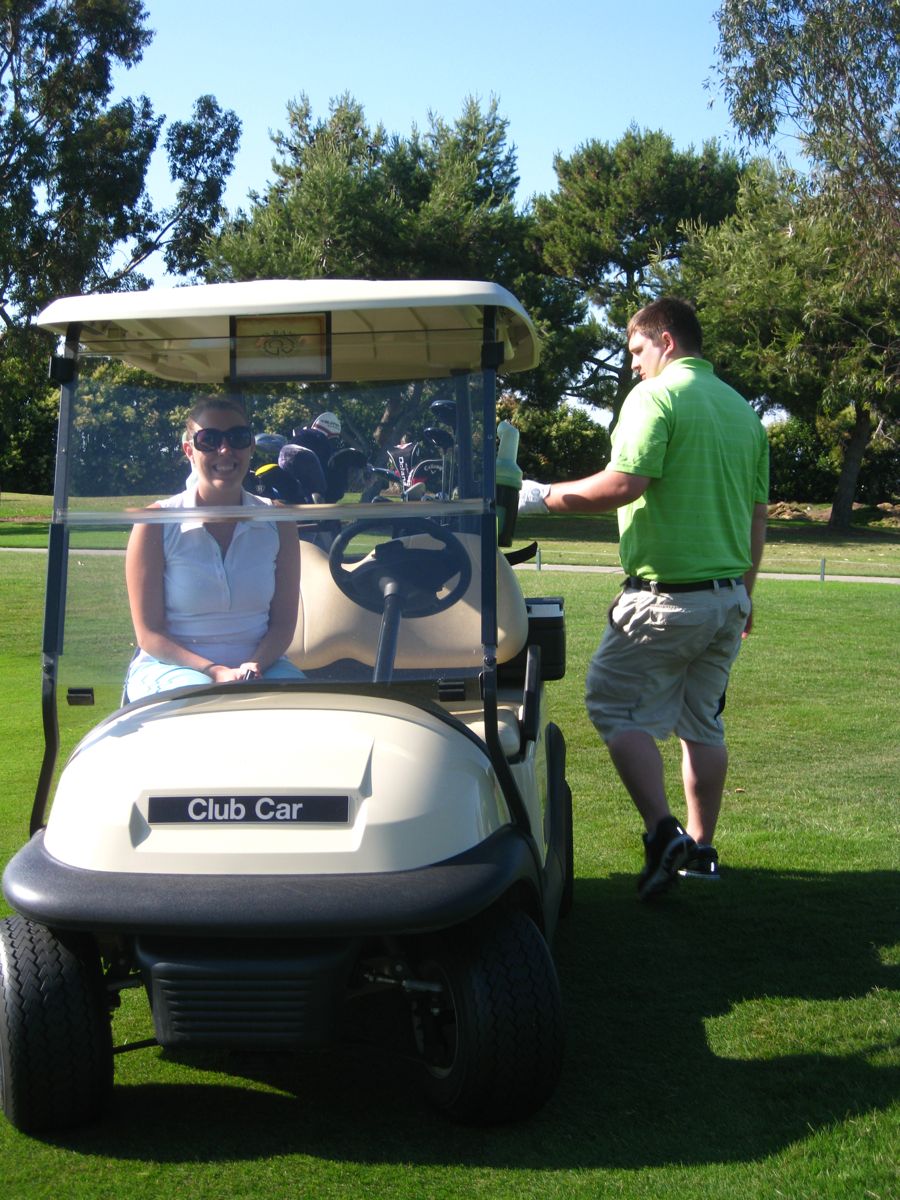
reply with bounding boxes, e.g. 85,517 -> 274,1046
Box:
0,279 -> 571,1133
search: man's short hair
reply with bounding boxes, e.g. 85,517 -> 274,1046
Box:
627,298 -> 703,355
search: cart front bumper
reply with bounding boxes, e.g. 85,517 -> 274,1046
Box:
3,826 -> 540,938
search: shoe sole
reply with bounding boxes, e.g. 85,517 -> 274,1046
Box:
678,865 -> 720,881
638,834 -> 695,900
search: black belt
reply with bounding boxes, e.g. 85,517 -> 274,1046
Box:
624,576 -> 744,593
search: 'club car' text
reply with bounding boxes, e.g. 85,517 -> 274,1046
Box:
188,796 -> 307,822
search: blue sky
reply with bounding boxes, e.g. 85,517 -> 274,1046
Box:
113,0 -> 762,222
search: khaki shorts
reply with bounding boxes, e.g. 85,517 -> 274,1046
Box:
585,583 -> 751,745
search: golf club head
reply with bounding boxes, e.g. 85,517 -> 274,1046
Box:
422,426 -> 453,453
429,399 -> 457,429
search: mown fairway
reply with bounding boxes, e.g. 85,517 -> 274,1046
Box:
0,543 -> 897,1199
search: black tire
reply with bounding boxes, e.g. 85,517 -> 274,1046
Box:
411,907 -> 564,1124
0,917 -> 114,1133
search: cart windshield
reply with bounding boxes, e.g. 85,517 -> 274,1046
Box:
43,299 -> 535,735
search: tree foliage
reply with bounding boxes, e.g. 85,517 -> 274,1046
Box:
0,1 -> 240,491
0,1 -> 240,322
766,416 -> 838,502
767,414 -> 900,505
533,128 -> 743,419
208,93 -> 526,284
0,327 -> 57,491
674,162 -> 899,526
714,0 -> 900,274
497,395 -> 610,483
206,93 -> 586,434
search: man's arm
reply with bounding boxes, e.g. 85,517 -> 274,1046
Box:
741,502 -> 768,637
522,469 -> 651,515
744,502 -> 768,597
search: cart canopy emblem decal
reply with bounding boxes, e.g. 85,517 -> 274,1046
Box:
147,795 -> 350,824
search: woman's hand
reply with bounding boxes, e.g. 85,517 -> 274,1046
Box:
207,662 -> 261,683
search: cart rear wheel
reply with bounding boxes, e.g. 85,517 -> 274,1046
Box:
0,917 -> 113,1133
411,907 -> 564,1124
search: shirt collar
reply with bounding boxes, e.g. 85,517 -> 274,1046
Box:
178,479 -> 267,532
663,356 -> 712,375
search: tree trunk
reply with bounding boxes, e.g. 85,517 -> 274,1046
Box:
609,358 -> 634,433
371,382 -> 424,450
828,404 -> 873,530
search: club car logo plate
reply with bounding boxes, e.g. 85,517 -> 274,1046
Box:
148,795 -> 350,824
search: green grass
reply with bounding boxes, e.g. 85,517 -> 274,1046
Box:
0,553 -> 898,1198
3,492 -> 900,575
514,510 -> 900,578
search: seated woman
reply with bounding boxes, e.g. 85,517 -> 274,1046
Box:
124,396 -> 303,701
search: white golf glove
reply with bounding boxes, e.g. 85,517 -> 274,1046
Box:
518,480 -> 551,514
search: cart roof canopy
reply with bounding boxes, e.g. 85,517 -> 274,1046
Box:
35,279 -> 540,383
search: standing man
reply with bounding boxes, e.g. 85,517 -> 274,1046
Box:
519,298 -> 769,900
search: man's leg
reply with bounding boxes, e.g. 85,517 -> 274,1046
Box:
605,729 -> 669,833
586,591 -> 701,898
676,591 -> 749,873
680,738 -> 728,844
606,728 -> 695,899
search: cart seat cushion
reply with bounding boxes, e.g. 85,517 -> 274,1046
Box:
287,532 -> 528,670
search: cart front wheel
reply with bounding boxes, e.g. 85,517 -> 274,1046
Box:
410,906 -> 564,1124
0,917 -> 113,1133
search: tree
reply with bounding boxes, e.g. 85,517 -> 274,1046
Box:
711,0 -> 900,524
497,395 -> 610,483
533,128 -> 743,421
0,327 -> 57,492
208,93 -> 527,285
714,0 -> 900,276
766,414 -> 900,505
675,162 -> 899,527
766,416 -> 838,503
207,94 -> 587,446
0,1 -> 240,491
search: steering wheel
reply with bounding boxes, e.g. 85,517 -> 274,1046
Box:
328,517 -> 472,618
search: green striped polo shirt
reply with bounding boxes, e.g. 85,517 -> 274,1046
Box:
609,357 -> 769,582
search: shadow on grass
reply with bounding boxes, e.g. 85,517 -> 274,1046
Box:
40,868 -> 898,1169
0,523 -> 50,551
763,518 -> 900,547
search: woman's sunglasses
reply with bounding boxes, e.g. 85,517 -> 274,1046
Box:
191,426 -> 254,453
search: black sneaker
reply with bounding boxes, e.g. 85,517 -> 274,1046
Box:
637,816 -> 696,901
678,844 -> 720,881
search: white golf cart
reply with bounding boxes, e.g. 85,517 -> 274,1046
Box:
1,280 -> 571,1133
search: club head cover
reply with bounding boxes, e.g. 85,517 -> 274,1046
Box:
278,443 -> 328,500
292,426 -> 333,463
323,446 -> 367,502
248,464 -> 304,503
